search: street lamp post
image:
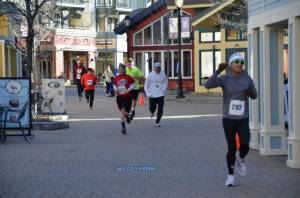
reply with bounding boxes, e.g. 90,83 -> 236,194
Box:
175,0 -> 185,98
124,16 -> 131,60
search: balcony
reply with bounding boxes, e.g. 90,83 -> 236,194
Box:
96,0 -> 116,8
97,32 -> 117,39
55,27 -> 97,37
116,0 -> 146,11
58,0 -> 85,9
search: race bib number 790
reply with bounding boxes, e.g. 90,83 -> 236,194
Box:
229,100 -> 245,116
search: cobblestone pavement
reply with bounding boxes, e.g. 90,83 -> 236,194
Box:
0,88 -> 299,198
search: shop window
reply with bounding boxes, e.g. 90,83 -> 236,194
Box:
154,52 -> 161,64
144,26 -> 152,45
164,52 -> 172,77
226,30 -> 247,41
144,52 -> 152,74
153,20 -> 162,44
215,32 -> 221,41
134,31 -> 143,45
183,51 -> 191,77
135,52 -> 142,69
163,15 -> 171,44
200,50 -> 221,85
200,31 -> 221,42
173,52 -> 179,77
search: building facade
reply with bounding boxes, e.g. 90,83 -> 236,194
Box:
95,0 -> 147,77
115,0 -> 214,91
248,0 -> 300,168
0,9 -> 23,78
192,0 -> 248,94
36,0 -> 147,84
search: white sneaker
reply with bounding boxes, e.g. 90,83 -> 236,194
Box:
237,156 -> 247,176
225,175 -> 236,187
155,123 -> 161,127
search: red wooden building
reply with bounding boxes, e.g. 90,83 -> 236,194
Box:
115,0 -> 213,91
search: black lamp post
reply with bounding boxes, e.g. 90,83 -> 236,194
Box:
175,0 -> 185,98
124,16 -> 131,60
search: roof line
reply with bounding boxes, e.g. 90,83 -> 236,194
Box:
192,0 -> 236,27
167,3 -> 215,9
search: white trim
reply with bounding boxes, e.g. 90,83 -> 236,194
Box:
248,1 -> 300,29
16,52 -> 20,77
192,0 -> 235,27
7,47 -> 11,77
68,114 -> 221,122
134,49 -> 193,78
1,41 -> 5,77
133,11 -> 193,47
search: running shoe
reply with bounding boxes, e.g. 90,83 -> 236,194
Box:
225,175 -> 236,187
121,128 -> 127,135
125,115 -> 131,124
155,123 -> 161,127
129,111 -> 135,120
150,113 -> 154,118
90,106 -> 93,111
237,156 -> 247,176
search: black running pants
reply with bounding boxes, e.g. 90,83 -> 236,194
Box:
222,118 -> 250,175
149,96 -> 164,124
85,90 -> 95,108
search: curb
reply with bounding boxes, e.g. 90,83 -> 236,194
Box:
32,121 -> 69,130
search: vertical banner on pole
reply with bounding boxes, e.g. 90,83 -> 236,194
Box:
169,17 -> 178,40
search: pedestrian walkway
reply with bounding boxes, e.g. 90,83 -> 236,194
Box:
0,88 -> 299,198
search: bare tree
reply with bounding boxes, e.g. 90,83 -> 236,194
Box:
0,0 -> 60,86
212,0 -> 248,32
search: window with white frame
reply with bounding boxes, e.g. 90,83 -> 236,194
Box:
200,50 -> 221,85
134,50 -> 192,78
134,31 -> 143,45
200,31 -> 221,42
135,52 -> 142,70
144,26 -> 152,45
133,11 -> 192,46
153,20 -> 162,44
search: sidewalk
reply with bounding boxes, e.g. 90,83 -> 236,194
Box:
0,88 -> 299,198
165,91 -> 222,104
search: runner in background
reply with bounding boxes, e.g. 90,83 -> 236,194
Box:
75,60 -> 87,101
89,58 -> 96,72
81,68 -> 98,110
126,58 -> 144,120
113,63 -> 135,135
204,53 -> 257,187
145,62 -> 168,127
102,66 -> 114,97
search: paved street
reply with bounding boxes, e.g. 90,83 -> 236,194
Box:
0,88 -> 299,198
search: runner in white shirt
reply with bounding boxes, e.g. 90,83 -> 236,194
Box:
144,62 -> 168,127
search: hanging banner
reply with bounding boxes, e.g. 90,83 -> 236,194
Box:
0,78 -> 31,129
169,17 -> 178,40
181,16 -> 191,38
42,79 -> 65,114
168,16 -> 191,39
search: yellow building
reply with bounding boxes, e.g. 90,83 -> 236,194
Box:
0,14 -> 22,78
192,0 -> 247,94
